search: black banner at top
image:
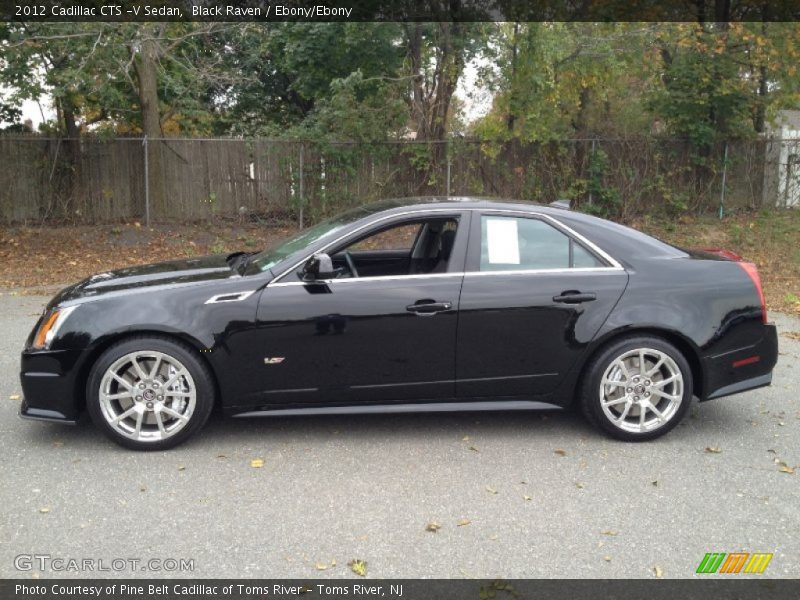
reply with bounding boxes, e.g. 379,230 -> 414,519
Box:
3,0 -> 800,22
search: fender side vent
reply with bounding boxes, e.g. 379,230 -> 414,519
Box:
205,291 -> 255,304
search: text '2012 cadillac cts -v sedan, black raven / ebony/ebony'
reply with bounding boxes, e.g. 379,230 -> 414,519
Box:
20,198 -> 778,450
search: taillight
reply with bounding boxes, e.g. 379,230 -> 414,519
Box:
738,262 -> 767,324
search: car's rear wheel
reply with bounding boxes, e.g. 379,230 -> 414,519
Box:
86,337 -> 214,450
580,336 -> 693,441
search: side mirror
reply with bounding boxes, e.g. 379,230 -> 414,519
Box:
300,253 -> 337,282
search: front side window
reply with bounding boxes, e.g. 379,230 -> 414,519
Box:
326,217 -> 459,278
246,204 -> 390,274
480,215 -> 603,271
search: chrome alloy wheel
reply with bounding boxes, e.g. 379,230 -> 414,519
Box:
598,348 -> 684,434
98,351 -> 197,443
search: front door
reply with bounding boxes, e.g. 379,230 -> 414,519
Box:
245,211 -> 469,408
456,211 -> 628,398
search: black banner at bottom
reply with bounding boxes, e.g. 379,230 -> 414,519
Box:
2,579 -> 800,600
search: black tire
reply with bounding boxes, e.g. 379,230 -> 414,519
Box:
579,335 -> 693,442
86,336 -> 215,451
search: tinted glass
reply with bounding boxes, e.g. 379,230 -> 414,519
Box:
480,216 -> 602,271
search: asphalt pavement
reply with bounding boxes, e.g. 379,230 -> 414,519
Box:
1,292 -> 798,579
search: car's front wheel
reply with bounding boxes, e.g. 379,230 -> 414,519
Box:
580,336 -> 693,441
86,336 -> 214,450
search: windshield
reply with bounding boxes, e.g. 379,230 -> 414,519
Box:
245,205 -> 378,274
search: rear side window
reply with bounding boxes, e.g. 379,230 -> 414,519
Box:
479,215 -> 603,271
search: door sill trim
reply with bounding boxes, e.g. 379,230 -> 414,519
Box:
231,400 -> 562,418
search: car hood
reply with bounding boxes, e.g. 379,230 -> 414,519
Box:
49,254 -> 243,307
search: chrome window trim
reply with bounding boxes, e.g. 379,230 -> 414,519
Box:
268,207 -> 624,287
268,266 -> 624,288
465,266 -> 624,277
269,272 -> 465,288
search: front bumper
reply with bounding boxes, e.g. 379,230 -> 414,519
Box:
19,347 -> 85,423
703,323 -> 778,401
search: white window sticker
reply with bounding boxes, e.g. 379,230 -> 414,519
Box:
486,218 -> 520,264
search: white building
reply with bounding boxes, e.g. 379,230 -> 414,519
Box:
764,109 -> 800,208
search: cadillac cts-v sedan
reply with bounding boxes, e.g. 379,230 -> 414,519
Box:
20,198 -> 778,450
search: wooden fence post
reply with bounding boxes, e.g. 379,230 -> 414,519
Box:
143,135 -> 150,227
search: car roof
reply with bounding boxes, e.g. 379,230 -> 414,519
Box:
362,196 -> 567,216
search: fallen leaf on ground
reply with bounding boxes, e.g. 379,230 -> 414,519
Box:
250,458 -> 265,468
523,495 -> 532,501
576,482 -> 585,489
654,566 -> 664,578
348,560 -> 367,577
177,465 -> 186,471
425,522 -> 442,533
601,530 -> 618,536
39,507 -> 50,514
9,394 -> 20,401
554,449 -> 567,456
778,463 -> 795,474
457,519 -> 471,527
462,435 -> 470,441
604,556 -> 612,562
651,480 -> 659,486
781,331 -> 800,341
485,486 -> 498,495
315,563 -> 328,571
705,446 -> 722,454
468,446 -> 479,452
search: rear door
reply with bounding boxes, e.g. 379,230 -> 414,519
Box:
455,210 -> 628,398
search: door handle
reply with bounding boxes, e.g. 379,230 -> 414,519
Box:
406,301 -> 452,315
553,290 -> 597,304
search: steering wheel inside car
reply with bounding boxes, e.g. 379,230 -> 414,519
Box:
343,250 -> 359,278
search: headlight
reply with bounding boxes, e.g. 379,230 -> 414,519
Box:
31,306 -> 77,350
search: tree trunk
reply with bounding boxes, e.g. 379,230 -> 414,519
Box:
60,98 -> 84,219
506,23 -> 520,133
133,28 -> 165,219
753,22 -> 769,134
406,23 -> 427,139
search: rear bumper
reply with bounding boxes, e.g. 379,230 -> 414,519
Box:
19,397 -> 78,424
19,347 -> 85,423
703,323 -> 778,401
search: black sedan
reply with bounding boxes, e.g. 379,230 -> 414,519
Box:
20,198 -> 778,450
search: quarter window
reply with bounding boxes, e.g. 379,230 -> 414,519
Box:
480,215 -> 603,271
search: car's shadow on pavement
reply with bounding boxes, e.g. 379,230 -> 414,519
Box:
16,398 -> 761,452
201,408 -> 589,444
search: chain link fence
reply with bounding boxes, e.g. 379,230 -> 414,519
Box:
0,135 -> 797,226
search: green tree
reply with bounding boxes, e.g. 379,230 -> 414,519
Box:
213,23 -> 405,137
